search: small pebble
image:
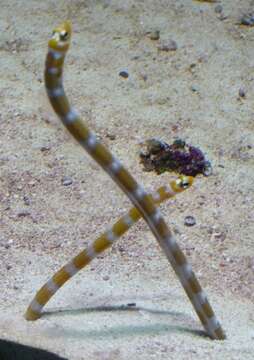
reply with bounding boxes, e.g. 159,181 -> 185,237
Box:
241,13 -> 254,26
118,245 -> 125,252
191,85 -> 199,92
23,195 -> 31,206
211,231 -> 226,242
189,63 -> 196,74
103,275 -> 110,281
214,4 -> 223,14
203,161 -> 213,176
184,215 -> 196,227
6,264 -> 12,270
239,87 -> 246,98
158,40 -> 177,52
106,133 -> 116,140
17,209 -> 31,218
149,30 -> 160,40
119,70 -> 129,78
40,145 -> 51,152
62,176 -> 73,186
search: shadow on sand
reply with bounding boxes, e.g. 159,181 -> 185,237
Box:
42,303 -> 207,340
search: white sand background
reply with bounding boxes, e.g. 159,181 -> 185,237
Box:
0,0 -> 254,359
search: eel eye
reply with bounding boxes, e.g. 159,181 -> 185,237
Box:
60,30 -> 68,41
181,180 -> 189,189
177,176 -> 190,189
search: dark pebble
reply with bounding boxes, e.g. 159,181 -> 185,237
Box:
241,14 -> 254,26
17,210 -> 31,218
23,195 -> 31,206
62,176 -> 73,186
191,85 -> 199,92
106,133 -> 116,140
184,215 -> 196,227
203,161 -> 213,176
118,245 -> 125,252
40,145 -> 51,152
239,87 -> 246,98
214,4 -> 223,14
149,30 -> 160,40
119,70 -> 129,78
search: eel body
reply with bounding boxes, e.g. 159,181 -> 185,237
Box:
25,22 -> 225,340
26,176 -> 192,320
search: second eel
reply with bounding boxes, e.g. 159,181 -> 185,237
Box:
25,176 -> 192,320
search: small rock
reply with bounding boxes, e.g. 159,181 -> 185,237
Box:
158,40 -> 177,52
214,4 -> 223,14
119,70 -> 129,78
6,264 -> 12,270
40,145 -> 51,152
103,275 -> 110,281
184,215 -> 196,227
218,14 -> 228,21
191,85 -> 199,92
106,133 -> 116,140
23,195 -> 31,206
241,13 -> 254,26
239,87 -> 246,98
189,63 -> 197,74
118,245 -> 125,252
62,176 -> 73,186
17,209 -> 31,218
203,160 -> 213,176
149,30 -> 160,40
211,231 -> 226,242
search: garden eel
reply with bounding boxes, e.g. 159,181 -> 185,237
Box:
25,176 -> 192,319
25,21 -> 225,340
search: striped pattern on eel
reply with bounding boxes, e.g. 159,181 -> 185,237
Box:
25,176 -> 193,321
25,21 -> 225,340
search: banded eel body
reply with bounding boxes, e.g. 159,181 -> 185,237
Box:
26,21 -> 225,339
25,176 -> 192,320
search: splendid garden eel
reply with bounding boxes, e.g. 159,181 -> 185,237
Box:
26,176 -> 192,319
25,21 -> 225,340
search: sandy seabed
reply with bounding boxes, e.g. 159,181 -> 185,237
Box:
0,0 -> 253,359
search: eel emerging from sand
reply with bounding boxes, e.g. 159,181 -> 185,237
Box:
25,176 -> 192,317
25,21 -> 225,340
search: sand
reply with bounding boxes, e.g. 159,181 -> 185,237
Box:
0,0 -> 253,359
